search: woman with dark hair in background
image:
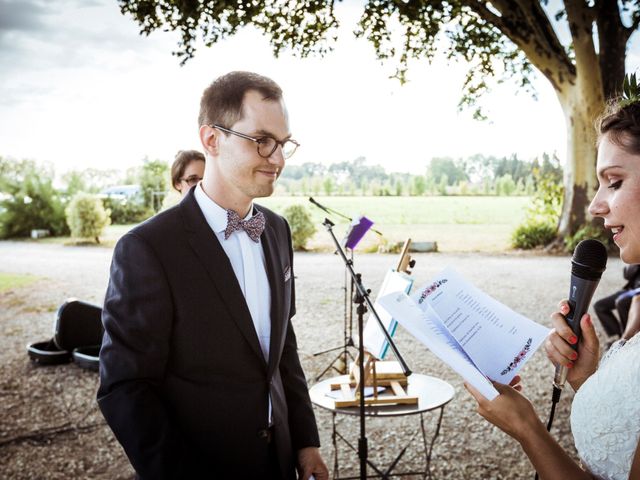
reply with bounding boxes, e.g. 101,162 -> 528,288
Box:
171,149 -> 205,198
466,88 -> 640,479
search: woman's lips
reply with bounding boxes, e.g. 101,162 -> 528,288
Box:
611,226 -> 624,243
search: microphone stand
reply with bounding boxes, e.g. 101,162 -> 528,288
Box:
309,197 -> 383,236
309,197 -> 384,380
322,218 -> 412,480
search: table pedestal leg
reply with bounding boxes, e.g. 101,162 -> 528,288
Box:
421,407 -> 445,479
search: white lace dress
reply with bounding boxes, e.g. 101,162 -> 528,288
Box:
571,334 -> 640,479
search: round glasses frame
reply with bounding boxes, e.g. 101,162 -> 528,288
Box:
180,175 -> 202,187
211,124 -> 300,159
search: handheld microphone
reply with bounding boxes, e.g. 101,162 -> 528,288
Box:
553,239 -> 608,389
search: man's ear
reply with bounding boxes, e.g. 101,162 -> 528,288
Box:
199,125 -> 219,156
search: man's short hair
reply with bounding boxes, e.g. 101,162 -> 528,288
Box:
171,149 -> 205,190
198,71 -> 283,129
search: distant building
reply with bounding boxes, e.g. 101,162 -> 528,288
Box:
99,185 -> 143,204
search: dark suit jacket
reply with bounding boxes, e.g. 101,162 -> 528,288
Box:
97,189 -> 319,479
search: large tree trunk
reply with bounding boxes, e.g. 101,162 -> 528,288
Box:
556,93 -> 600,238
553,1 -> 605,242
555,72 -> 604,240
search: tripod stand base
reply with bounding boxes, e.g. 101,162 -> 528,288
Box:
314,346 -> 356,381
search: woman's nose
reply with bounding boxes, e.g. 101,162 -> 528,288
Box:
588,189 -> 609,218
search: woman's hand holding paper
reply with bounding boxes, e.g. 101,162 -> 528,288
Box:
464,375 -> 541,443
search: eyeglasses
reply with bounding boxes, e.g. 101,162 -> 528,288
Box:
211,124 -> 299,159
180,175 -> 202,187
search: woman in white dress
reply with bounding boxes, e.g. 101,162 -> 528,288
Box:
466,94 -> 640,479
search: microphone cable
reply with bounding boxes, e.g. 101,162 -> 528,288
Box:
545,385 -> 563,431
533,382 -> 564,480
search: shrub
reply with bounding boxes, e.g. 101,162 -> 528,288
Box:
564,223 -> 612,253
511,220 -> 557,249
511,164 -> 564,249
0,158 -> 68,238
103,197 -> 152,224
65,193 -> 111,243
283,204 -> 316,251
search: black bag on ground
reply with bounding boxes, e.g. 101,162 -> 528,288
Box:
72,345 -> 101,371
27,339 -> 72,365
53,299 -> 104,352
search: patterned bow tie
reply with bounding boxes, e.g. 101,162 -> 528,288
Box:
224,209 -> 265,243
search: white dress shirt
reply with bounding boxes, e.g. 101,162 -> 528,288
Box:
194,184 -> 272,361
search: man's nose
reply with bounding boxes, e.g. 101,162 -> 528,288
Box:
268,145 -> 285,166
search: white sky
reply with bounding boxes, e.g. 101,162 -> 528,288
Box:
0,0 -> 638,175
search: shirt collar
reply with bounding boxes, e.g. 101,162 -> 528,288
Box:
194,183 -> 254,234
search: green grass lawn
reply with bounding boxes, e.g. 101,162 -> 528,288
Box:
261,195 -> 529,225
0,272 -> 40,293
16,196 -> 530,253
260,195 -> 530,252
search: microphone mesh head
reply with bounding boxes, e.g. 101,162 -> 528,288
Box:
571,239 -> 607,280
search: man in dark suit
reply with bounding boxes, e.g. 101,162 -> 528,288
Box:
98,71 -> 328,480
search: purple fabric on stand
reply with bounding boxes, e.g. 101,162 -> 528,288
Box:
344,216 -> 373,250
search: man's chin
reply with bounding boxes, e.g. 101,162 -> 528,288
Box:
251,185 -> 275,199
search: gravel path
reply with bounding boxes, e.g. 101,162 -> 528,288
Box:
0,241 -> 625,479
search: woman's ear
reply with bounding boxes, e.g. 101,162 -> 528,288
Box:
199,125 -> 219,157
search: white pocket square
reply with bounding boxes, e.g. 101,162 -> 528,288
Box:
283,265 -> 291,282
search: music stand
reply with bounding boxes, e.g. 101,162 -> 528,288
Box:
308,197 -> 381,381
321,217 -> 411,480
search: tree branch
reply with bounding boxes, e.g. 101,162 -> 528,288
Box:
464,0 -> 575,91
626,15 -> 640,41
564,0 -> 600,80
465,0 -> 507,30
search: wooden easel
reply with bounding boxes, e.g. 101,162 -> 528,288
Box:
329,240 -> 418,408
396,238 -> 415,276
330,353 -> 418,407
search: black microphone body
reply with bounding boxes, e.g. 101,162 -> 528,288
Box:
553,239 -> 607,390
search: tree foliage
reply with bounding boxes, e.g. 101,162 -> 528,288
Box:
427,157 -> 468,186
118,0 -> 640,244
61,168 -> 122,196
118,1 -> 638,110
0,158 -> 68,238
279,153 -> 558,196
139,158 -> 169,212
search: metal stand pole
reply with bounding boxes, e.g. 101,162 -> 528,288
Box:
322,218 -> 412,480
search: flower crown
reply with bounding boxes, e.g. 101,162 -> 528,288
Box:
620,73 -> 640,107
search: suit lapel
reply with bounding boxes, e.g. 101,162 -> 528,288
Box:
259,217 -> 284,379
180,192 -> 266,367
